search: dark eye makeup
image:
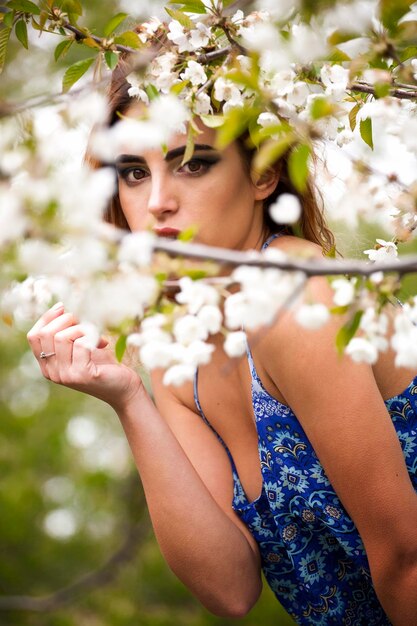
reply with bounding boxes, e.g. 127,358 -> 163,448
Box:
116,153 -> 221,186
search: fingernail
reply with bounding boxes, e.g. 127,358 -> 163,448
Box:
52,302 -> 64,311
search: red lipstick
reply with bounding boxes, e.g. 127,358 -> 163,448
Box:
154,227 -> 180,239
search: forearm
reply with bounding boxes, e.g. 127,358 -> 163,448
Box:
115,384 -> 261,617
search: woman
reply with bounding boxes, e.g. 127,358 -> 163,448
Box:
27,61 -> 417,625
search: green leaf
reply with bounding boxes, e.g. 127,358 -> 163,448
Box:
114,30 -> 142,49
288,143 -> 311,194
253,135 -> 294,173
59,0 -> 83,16
226,69 -> 259,91
360,117 -> 373,149
104,50 -> 119,70
165,7 -> 195,29
54,38 -> 73,61
379,0 -> 413,30
3,11 -> 15,28
145,84 -> 159,101
181,124 -> 195,166
336,310 -> 363,355
6,0 -> 40,15
103,12 -> 128,37
199,114 -> 225,128
178,226 -> 197,242
374,82 -> 390,98
62,56 -> 95,92
0,26 -> 12,75
215,107 -> 256,150
115,334 -> 127,362
181,269 -> 207,279
169,0 -> 207,13
15,18 -> 28,48
310,96 -> 334,120
348,103 -> 360,131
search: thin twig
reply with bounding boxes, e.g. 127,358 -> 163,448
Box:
350,81 -> 417,100
153,239 -> 417,276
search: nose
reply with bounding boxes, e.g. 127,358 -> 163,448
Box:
147,172 -> 179,219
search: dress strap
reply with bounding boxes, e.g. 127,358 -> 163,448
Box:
245,338 -> 264,388
193,369 -> 238,470
261,232 -> 285,250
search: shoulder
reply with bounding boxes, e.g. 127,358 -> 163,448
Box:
267,234 -> 324,259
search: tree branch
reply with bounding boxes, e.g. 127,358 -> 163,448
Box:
350,80 -> 417,100
153,239 -> 417,276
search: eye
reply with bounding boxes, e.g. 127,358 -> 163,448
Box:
179,158 -> 214,176
117,166 -> 148,185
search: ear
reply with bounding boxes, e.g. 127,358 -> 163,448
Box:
251,163 -> 281,201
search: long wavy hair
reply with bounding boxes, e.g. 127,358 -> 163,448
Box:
87,57 -> 334,253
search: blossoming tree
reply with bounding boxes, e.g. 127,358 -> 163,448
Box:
2,0 -> 417,385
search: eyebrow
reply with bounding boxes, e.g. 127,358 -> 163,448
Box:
116,144 -> 217,165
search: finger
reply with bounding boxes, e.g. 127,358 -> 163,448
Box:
35,312 -> 79,368
72,335 -> 95,369
54,324 -> 90,371
27,302 -> 65,340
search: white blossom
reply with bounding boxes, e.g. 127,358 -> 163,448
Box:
391,311 -> 417,368
320,64 -> 349,99
332,278 -> 355,307
180,60 -> 207,86
183,340 -> 215,367
175,277 -> 219,314
118,232 -> 155,268
363,239 -> 398,263
286,82 -> 310,107
345,337 -> 378,364
256,0 -> 299,20
173,314 -> 209,345
213,77 -> 244,108
0,188 -> 27,247
295,303 -> 330,330
189,22 -> 211,48
193,92 -> 212,115
163,363 -> 196,386
257,112 -> 280,128
1,277 -> 55,324
269,194 -> 302,224
224,331 -> 247,357
140,341 -> 176,369
76,322 -> 101,350
167,20 -> 191,52
197,305 -> 222,334
126,74 -> 150,103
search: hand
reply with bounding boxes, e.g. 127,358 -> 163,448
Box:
27,303 -> 143,411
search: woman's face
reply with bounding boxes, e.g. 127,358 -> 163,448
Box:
116,104 -> 277,250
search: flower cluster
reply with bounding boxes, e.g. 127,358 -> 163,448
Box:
3,0 -> 417,383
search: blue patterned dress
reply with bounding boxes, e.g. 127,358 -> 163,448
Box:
193,231 -> 417,624
193,358 -> 417,625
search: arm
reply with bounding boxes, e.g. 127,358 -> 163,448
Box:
27,305 -> 261,617
257,276 -> 417,625
118,376 -> 262,616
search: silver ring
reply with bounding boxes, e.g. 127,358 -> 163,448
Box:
40,351 -> 56,359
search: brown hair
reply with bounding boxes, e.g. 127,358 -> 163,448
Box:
87,57 -> 334,253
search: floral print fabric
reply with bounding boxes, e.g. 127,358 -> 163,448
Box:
193,355 -> 417,625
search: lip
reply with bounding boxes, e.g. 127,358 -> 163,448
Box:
154,227 -> 181,239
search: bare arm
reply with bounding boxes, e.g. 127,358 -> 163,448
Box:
27,305 -> 261,617
117,379 -> 261,616
258,275 -> 417,625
